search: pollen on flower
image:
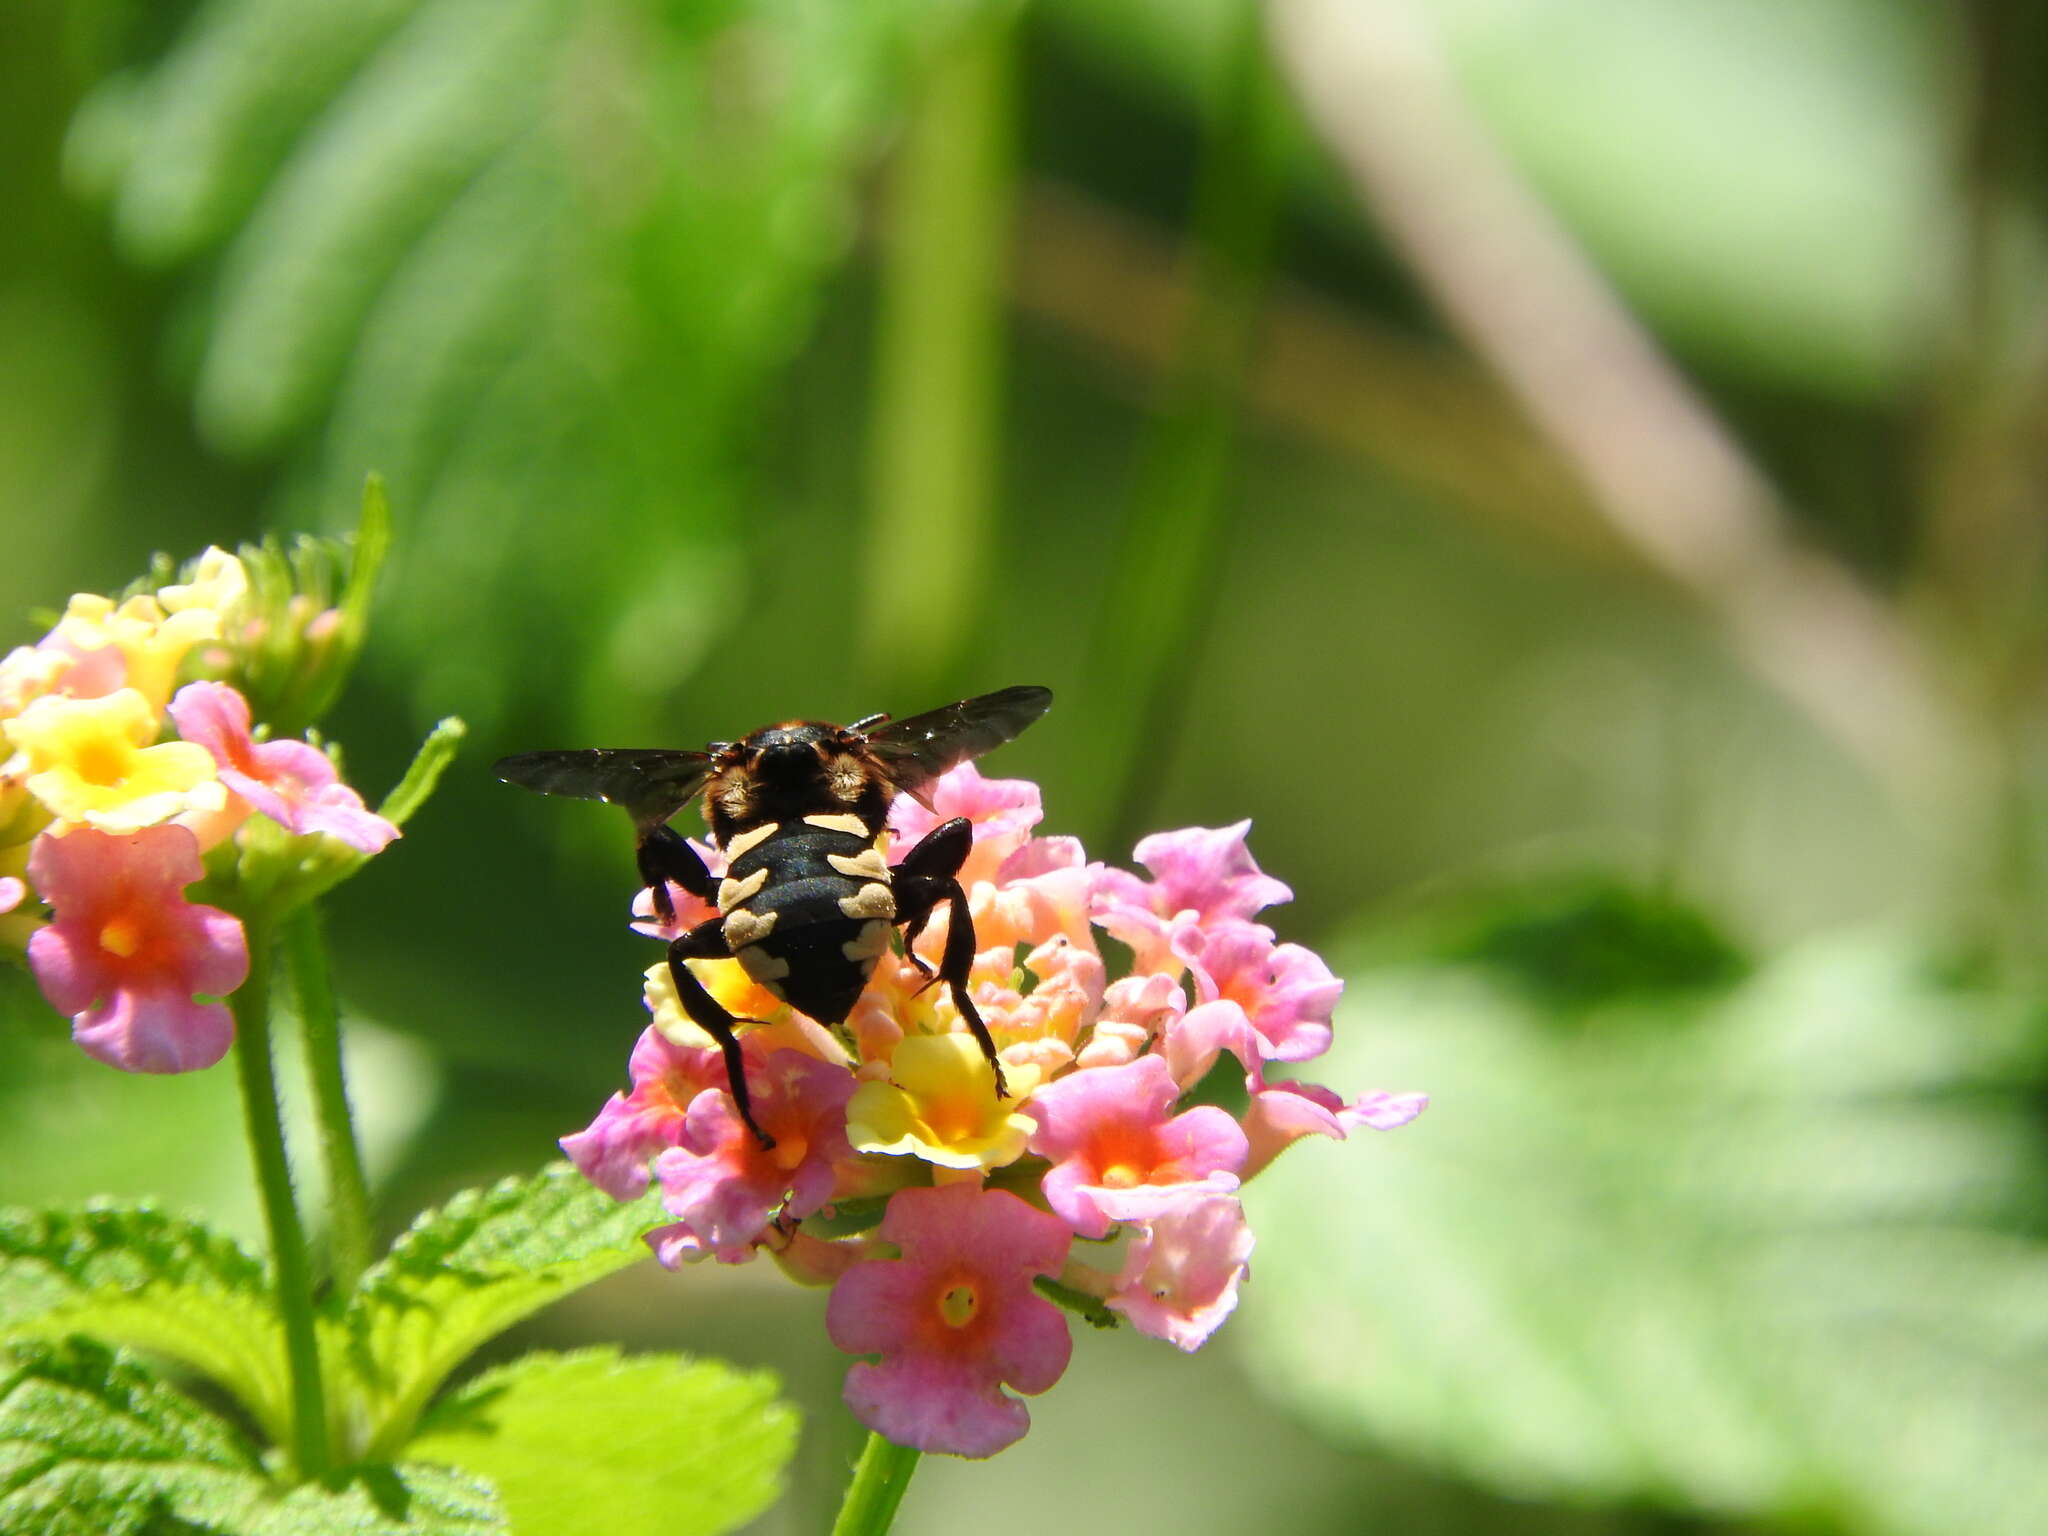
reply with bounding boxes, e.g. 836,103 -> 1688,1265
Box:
98,917 -> 143,958
938,1279 -> 980,1328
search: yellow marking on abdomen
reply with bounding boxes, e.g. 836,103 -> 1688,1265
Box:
827,848 -> 889,881
724,908 -> 778,949
842,919 -> 892,963
724,822 -> 779,860
736,945 -> 791,984
804,812 -> 869,836
717,868 -> 769,912
837,882 -> 896,921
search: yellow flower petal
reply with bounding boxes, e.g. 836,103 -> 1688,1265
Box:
46,594 -> 218,714
845,1033 -> 1041,1171
5,690 -> 223,832
159,548 -> 249,619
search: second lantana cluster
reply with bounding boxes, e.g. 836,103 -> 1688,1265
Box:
0,547 -> 398,1074
563,765 -> 1424,1457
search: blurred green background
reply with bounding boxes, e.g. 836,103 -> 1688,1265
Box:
5,0 -> 2048,1531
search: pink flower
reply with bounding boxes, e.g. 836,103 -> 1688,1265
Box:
627,836 -> 722,941
0,877 -> 21,915
1094,821 -> 1291,970
26,825 -> 248,1072
1103,820 -> 1292,923
1165,921 -> 1341,1089
1241,1081 -> 1428,1179
560,1027 -> 728,1199
827,1183 -> 1073,1457
650,1047 -> 856,1263
1108,1195 -> 1255,1351
168,682 -> 398,854
1075,971 -> 1186,1069
974,858 -> 1101,954
889,764 -> 1044,889
1023,1054 -> 1247,1238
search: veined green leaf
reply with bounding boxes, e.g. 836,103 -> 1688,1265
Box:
0,1338 -> 505,1536
0,1207 -> 288,1448
409,1348 -> 796,1536
334,1163 -> 664,1459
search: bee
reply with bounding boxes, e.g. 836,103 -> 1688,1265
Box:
494,685 -> 1053,1148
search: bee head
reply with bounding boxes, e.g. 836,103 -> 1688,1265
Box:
748,725 -> 831,787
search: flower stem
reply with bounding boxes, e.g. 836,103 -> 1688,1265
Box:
231,917 -> 330,1479
830,1432 -> 923,1536
284,901 -> 373,1296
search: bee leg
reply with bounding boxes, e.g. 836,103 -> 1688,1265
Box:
638,824 -> 717,925
666,918 -> 775,1150
894,817 -> 1009,1099
897,908 -> 937,984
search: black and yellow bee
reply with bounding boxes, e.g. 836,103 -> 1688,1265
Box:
494,685 -> 1053,1148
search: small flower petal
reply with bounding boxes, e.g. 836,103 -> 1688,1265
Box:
1024,1054 -> 1246,1238
1241,1081 -> 1429,1178
651,1048 -> 856,1261
169,683 -> 398,853
560,1028 -> 729,1199
828,1183 -> 1073,1457
1108,1194 -> 1254,1351
25,824 -> 247,1072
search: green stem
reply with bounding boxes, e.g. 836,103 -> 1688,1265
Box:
284,902 -> 373,1296
860,6 -> 1016,698
831,1432 -> 923,1536
230,918 -> 330,1479
1069,0 -> 1283,849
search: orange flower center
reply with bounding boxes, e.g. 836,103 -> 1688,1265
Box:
76,740 -> 132,787
1090,1126 -> 1155,1188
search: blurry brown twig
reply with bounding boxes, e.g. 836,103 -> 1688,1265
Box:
1011,181 -> 1617,567
1262,0 -> 1968,808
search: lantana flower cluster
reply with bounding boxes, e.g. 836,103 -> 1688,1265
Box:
0,548 -> 399,1073
565,765 -> 1425,1457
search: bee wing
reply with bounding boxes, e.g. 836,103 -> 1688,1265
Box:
861,685 -> 1053,806
492,748 -> 714,831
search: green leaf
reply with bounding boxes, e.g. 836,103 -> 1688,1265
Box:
0,1208 -> 289,1449
0,1337 -> 263,1536
240,1462 -> 503,1536
1243,907 -> 2048,1536
409,1348 -> 796,1536
0,1337 -> 505,1535
336,1163 -> 664,1458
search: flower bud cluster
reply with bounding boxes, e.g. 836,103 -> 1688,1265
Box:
1,545 -> 399,1073
565,764 -> 1424,1456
